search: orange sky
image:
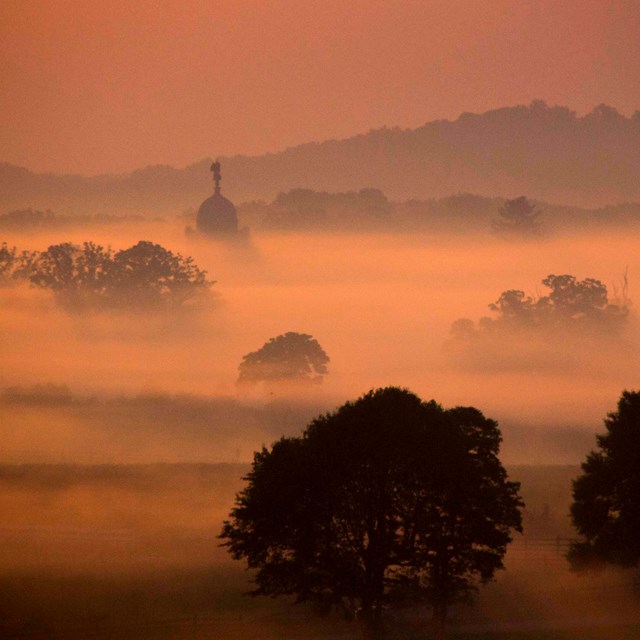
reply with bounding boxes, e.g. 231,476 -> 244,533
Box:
1,0 -> 639,175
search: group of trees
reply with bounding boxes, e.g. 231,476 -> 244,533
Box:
0,240 -> 213,310
221,387 -> 523,638
221,386 -> 640,638
450,273 -> 631,348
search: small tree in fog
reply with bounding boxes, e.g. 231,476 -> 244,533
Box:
220,387 -> 523,639
237,332 -> 330,387
569,390 -> 640,570
492,196 -> 542,235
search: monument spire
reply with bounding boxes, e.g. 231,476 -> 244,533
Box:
210,159 -> 222,195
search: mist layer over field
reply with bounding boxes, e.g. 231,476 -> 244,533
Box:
1,225 -> 638,464
2,223 -> 640,638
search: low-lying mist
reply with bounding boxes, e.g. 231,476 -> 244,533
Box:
1,224 -> 638,464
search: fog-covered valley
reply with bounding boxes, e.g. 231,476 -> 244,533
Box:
2,223 -> 638,466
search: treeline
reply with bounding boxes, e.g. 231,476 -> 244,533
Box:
0,208 -> 155,231
4,194 -> 640,235
210,192 -> 640,234
238,188 -> 391,231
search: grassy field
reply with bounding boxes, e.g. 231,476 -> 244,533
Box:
451,627 -> 640,640
1,463 -> 638,639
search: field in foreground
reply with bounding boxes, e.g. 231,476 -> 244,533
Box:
1,463 -> 639,639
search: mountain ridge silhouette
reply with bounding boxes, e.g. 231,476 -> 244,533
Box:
2,101 -> 639,213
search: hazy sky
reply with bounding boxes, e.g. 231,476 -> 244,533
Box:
1,0 -> 639,175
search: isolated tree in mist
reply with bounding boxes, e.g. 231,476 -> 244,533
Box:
569,391 -> 640,570
220,387 -> 522,639
28,240 -> 213,310
237,332 -> 330,386
492,196 -> 542,235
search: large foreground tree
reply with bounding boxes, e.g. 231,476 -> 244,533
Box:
220,387 -> 522,639
569,390 -> 640,570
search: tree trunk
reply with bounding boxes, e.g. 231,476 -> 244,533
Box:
359,606 -> 385,640
431,602 -> 447,640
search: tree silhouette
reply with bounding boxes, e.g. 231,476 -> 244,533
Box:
28,240 -> 213,310
29,242 -> 116,307
539,274 -> 610,323
492,196 -> 542,235
220,388 -> 522,639
451,273 -> 630,343
569,391 -> 640,570
237,332 -> 330,386
112,241 -> 211,308
0,242 -> 35,285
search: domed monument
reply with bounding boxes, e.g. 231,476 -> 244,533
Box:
196,160 -> 238,235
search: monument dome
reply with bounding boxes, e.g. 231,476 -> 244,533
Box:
196,161 -> 238,235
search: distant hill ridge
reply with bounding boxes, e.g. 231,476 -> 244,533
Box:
2,101 -> 639,213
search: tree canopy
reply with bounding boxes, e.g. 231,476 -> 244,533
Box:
220,387 -> 522,638
8,240 -> 213,310
569,390 -> 640,570
0,242 -> 35,285
492,196 -> 542,235
450,273 -> 630,344
237,332 -> 330,387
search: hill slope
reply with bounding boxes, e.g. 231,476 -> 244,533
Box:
2,101 -> 639,214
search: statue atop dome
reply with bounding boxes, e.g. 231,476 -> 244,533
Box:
195,160 -> 239,236
211,160 -> 222,194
